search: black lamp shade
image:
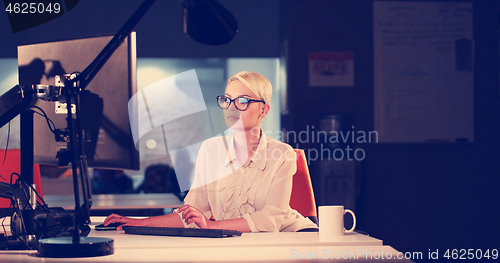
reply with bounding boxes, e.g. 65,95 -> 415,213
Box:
182,0 -> 238,45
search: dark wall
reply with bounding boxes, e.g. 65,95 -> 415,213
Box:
286,0 -> 500,254
0,0 -> 280,58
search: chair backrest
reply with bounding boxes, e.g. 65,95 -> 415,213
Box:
0,149 -> 43,208
289,149 -> 317,223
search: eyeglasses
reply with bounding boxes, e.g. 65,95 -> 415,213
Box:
216,96 -> 265,111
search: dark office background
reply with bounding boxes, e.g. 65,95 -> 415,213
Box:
1,0 -> 499,256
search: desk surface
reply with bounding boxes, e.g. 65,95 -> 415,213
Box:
0,246 -> 411,263
91,227 -> 383,248
43,193 -> 183,210
0,217 -> 413,262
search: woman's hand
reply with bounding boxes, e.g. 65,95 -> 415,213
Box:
103,213 -> 146,230
177,205 -> 211,229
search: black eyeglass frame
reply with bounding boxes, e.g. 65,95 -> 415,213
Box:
216,95 -> 266,111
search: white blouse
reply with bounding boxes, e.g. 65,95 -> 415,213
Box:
174,131 -> 318,232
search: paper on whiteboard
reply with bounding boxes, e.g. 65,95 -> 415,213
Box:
374,2 -> 474,143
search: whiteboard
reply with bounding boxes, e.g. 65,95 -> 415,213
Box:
374,2 -> 474,143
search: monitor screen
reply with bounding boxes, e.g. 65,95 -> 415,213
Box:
17,33 -> 139,170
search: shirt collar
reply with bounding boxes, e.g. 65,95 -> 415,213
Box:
250,131 -> 267,171
224,129 -> 267,171
224,133 -> 237,167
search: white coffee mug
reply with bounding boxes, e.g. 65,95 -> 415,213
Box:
319,205 -> 356,236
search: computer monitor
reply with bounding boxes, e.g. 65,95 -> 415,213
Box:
17,33 -> 139,171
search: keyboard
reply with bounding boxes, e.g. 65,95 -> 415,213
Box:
122,226 -> 242,238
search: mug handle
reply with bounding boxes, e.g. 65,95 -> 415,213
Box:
344,209 -> 356,233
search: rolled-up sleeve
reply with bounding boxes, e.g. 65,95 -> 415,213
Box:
241,147 -> 297,232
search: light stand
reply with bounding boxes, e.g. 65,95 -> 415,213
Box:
36,73 -> 111,257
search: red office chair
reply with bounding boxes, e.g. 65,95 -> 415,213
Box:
0,149 -> 43,209
289,149 -> 317,224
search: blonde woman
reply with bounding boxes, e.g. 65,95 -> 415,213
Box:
104,71 -> 318,232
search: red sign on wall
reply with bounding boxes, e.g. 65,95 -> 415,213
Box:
309,52 -> 354,87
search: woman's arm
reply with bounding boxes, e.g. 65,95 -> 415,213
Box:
104,212 -> 184,230
175,205 -> 250,232
208,218 -> 251,232
104,205 -> 253,232
177,204 -> 251,232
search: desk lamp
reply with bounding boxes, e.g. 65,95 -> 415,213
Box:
0,0 -> 237,257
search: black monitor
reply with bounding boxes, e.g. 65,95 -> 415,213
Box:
17,33 -> 139,171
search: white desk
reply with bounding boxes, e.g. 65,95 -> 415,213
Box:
0,217 -> 413,262
43,193 -> 183,210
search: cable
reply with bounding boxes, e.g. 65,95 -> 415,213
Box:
10,176 -> 32,250
10,172 -> 47,247
1,202 -> 11,237
13,172 -> 57,242
11,172 -> 51,214
2,122 -> 10,164
0,193 -> 30,248
30,106 -> 56,134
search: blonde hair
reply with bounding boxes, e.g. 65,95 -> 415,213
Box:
227,71 -> 272,105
